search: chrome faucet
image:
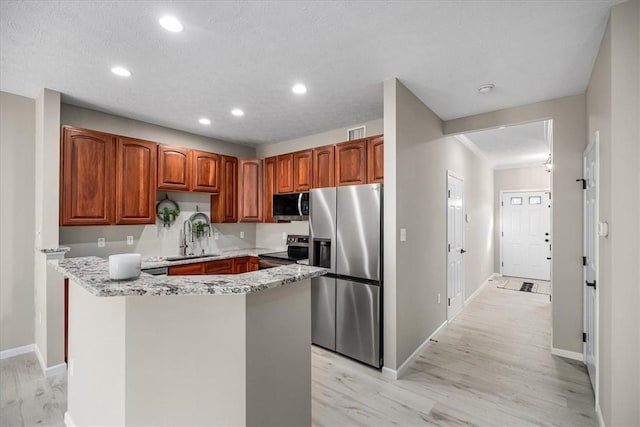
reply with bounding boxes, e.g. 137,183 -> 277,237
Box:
179,219 -> 193,256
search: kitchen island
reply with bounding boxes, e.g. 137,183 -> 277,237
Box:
52,256 -> 325,427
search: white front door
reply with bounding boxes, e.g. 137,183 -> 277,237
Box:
583,140 -> 599,392
501,191 -> 551,280
447,172 -> 464,320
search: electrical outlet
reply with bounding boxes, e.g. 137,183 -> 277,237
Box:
126,236 -> 134,245
214,232 -> 219,240
97,238 -> 105,248
400,228 -> 407,242
282,232 -> 287,240
437,293 -> 441,304
240,231 -> 245,239
68,358 -> 74,377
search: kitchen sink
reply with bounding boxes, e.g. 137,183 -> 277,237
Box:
165,253 -> 219,261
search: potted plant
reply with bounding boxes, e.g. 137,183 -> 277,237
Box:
161,207 -> 180,227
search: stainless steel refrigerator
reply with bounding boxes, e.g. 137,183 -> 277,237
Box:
309,183 -> 382,368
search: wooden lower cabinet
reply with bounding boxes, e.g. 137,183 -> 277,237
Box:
167,256 -> 258,276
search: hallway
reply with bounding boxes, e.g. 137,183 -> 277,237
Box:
312,280 -> 597,426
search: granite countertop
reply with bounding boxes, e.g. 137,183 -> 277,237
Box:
51,255 -> 326,297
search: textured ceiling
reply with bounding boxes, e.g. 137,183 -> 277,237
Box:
0,1 -> 612,145
460,120 -> 551,169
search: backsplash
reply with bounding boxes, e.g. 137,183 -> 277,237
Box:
59,192 -> 257,258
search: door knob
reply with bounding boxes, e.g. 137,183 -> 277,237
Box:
460,249 -> 467,254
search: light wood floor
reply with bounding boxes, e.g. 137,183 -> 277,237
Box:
1,281 -> 596,426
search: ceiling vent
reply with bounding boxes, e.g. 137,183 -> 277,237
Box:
347,126 -> 366,140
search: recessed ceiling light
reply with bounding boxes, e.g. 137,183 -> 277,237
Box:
231,109 -> 244,117
292,83 -> 307,95
111,66 -> 131,77
159,15 -> 183,32
199,118 -> 211,125
478,84 -> 495,94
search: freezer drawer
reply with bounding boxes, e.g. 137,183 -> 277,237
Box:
311,276 -> 336,350
336,279 -> 380,367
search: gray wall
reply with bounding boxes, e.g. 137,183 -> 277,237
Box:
384,79 -> 494,370
254,118 -> 383,250
445,95 -> 587,355
59,104 -> 258,257
587,1 -> 640,425
0,91 -> 35,351
493,167 -> 551,272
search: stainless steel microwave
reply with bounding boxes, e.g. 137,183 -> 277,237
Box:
272,192 -> 309,221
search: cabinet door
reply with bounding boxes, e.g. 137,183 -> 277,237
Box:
238,159 -> 263,222
191,150 -> 220,193
204,259 -> 233,274
312,145 -> 335,188
276,153 -> 294,193
263,157 -> 277,223
211,155 -> 238,223
293,150 -> 313,191
335,139 -> 367,186
168,262 -> 204,275
248,257 -> 259,271
157,145 -> 190,191
60,126 -> 116,226
115,137 -> 157,225
233,257 -> 251,274
367,135 -> 384,184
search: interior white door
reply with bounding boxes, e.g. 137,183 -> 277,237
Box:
501,191 -> 551,280
447,173 -> 464,320
583,141 -> 598,391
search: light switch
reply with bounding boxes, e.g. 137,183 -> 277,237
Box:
400,228 -> 407,242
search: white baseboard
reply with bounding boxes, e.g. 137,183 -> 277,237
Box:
0,343 -> 35,360
596,403 -> 605,427
64,412 -> 76,427
382,320 -> 448,380
551,347 -> 583,362
34,344 -> 67,377
465,273 -> 497,304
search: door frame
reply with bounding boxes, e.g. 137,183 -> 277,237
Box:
582,137 -> 600,407
499,188 -> 551,278
446,170 -> 465,321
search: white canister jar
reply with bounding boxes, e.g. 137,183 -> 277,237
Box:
109,253 -> 142,280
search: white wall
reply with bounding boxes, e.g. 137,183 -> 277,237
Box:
384,79 -> 494,370
587,1 -> 640,425
0,91 -> 36,351
493,167 -> 551,272
445,95 -> 587,356
254,118 -> 383,249
59,104 -> 258,257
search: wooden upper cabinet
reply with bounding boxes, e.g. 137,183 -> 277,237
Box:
238,159 -> 263,223
211,155 -> 238,223
312,145 -> 335,188
276,153 -> 294,193
335,138 -> 367,186
60,126 -> 116,226
367,135 -> 384,184
157,145 -> 190,191
293,150 -> 313,191
263,157 -> 277,223
115,137 -> 157,225
191,150 -> 220,193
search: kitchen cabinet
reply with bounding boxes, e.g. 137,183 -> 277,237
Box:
60,126 -> 116,225
238,159 -> 263,223
157,145 -> 190,191
190,150 -> 220,193
263,156 -> 277,223
232,256 -> 259,273
312,145 -> 335,188
211,155 -> 238,223
293,149 -> 313,191
167,262 -> 206,275
335,138 -> 367,186
276,153 -> 294,193
166,256 -> 257,276
204,259 -> 233,274
367,135 -> 384,184
115,137 -> 157,225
